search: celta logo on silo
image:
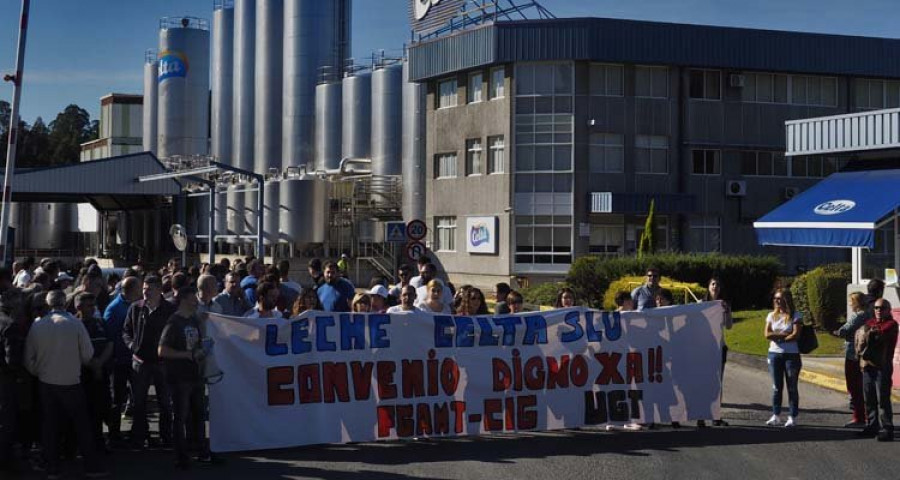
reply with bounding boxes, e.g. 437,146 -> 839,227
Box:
813,200 -> 856,215
413,0 -> 443,20
157,50 -> 189,82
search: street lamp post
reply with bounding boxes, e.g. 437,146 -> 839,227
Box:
0,0 -> 31,267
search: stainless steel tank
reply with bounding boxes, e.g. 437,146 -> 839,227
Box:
282,0 -> 350,243
263,181 -> 280,245
280,176 -> 328,244
229,0 -> 256,243
212,2 -> 234,239
255,0 -> 283,242
371,61 -> 403,177
402,57 -> 427,222
315,80 -> 342,171
157,17 -> 210,159
27,203 -> 73,250
142,50 -> 158,155
341,70 -> 371,160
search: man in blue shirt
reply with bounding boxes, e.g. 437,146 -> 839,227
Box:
102,276 -> 142,444
631,267 -> 661,311
316,262 -> 355,312
240,260 -> 265,306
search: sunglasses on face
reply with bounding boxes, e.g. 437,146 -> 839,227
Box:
874,306 -> 886,310
646,274 -> 659,278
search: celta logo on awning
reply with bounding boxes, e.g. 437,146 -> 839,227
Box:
413,0 -> 443,20
813,200 -> 856,215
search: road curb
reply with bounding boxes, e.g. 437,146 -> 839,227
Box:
729,352 -> 900,402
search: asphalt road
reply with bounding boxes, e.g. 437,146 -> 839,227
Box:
13,360 -> 898,480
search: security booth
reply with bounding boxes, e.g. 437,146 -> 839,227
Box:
754,108 -> 900,388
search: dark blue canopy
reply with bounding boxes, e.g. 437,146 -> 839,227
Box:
754,169 -> 900,248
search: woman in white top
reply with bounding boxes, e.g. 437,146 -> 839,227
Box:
417,279 -> 452,314
763,288 -> 803,427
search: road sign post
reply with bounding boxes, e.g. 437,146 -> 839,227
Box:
406,240 -> 427,262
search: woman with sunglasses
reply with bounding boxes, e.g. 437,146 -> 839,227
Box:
764,288 -> 803,427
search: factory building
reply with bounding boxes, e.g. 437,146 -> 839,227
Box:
406,17 -> 900,285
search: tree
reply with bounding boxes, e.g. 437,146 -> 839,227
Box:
18,116 -> 50,167
0,100 -> 10,161
48,104 -> 93,165
638,199 -> 656,259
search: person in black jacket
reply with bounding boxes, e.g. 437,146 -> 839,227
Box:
0,294 -> 24,472
122,275 -> 176,449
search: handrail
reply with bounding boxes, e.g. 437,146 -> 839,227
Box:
626,281 -> 702,304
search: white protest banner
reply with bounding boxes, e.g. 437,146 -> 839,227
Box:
207,302 -> 724,452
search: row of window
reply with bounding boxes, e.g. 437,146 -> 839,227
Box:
437,67 -> 506,109
737,73 -> 838,107
435,136 -> 506,178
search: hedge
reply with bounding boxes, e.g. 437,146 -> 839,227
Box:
791,263 -> 851,330
602,276 -> 707,310
521,282 -> 568,308
567,253 -> 781,310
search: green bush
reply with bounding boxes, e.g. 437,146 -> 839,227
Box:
567,253 -> 781,310
521,282 -> 568,308
602,276 -> 707,310
790,263 -> 851,330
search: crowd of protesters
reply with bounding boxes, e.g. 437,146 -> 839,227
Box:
0,255 -> 896,477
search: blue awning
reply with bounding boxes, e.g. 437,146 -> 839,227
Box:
754,169 -> 900,248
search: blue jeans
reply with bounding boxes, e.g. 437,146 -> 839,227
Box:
768,352 -> 801,417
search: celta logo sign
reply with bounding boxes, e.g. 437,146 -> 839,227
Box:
158,51 -> 189,82
813,200 -> 856,215
413,0 -> 443,20
470,223 -> 490,247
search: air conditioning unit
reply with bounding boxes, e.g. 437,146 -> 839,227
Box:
729,74 -> 745,88
726,180 -> 747,197
784,187 -> 800,200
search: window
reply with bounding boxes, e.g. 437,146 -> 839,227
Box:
468,72 -> 483,103
589,133 -> 624,173
437,78 -> 457,109
791,75 -> 837,107
634,135 -> 668,174
489,67 -> 505,99
515,215 -> 572,265
589,63 -> 624,96
465,138 -> 483,175
740,73 -> 789,104
589,224 -> 624,256
691,149 -> 720,175
488,136 -> 505,173
856,78 -> 900,109
516,63 -> 574,96
790,156 -> 848,178
435,153 -> 457,179
689,69 -> 721,100
635,66 -> 668,98
740,151 -> 788,177
689,216 -> 721,253
434,217 -> 457,252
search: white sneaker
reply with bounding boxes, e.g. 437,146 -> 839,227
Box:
784,416 -> 797,428
766,414 -> 782,426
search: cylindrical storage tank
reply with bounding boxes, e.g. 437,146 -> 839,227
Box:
28,203 -> 72,250
262,182 -> 280,245
142,50 -> 158,155
341,71 -> 371,160
212,2 -> 234,240
402,57 -> 427,223
9,203 -> 27,247
282,0 -> 350,244
254,0 -> 283,240
315,80 -> 342,171
157,17 -> 210,159
371,62 -> 403,176
230,0 -> 256,243
195,194 -> 211,239
114,212 -> 127,246
129,211 -> 145,256
185,196 -> 201,238
280,177 -> 328,244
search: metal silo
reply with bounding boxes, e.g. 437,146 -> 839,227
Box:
341,69 -> 371,160
315,80 -> 342,171
402,57 -> 427,222
157,17 -> 210,159
28,204 -> 73,250
281,0 -> 351,244
142,50 -> 158,155
255,0 -> 283,245
280,176 -> 328,244
371,60 -> 403,177
229,0 -> 255,243
212,1 -> 234,240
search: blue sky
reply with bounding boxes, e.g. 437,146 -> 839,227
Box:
1,0 -> 899,124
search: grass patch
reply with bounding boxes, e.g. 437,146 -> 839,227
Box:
726,309 -> 844,356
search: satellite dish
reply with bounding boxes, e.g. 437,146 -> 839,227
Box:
170,224 -> 188,252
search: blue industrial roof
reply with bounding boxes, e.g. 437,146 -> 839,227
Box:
409,17 -> 900,81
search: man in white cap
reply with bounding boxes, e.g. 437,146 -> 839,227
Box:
368,285 -> 389,313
